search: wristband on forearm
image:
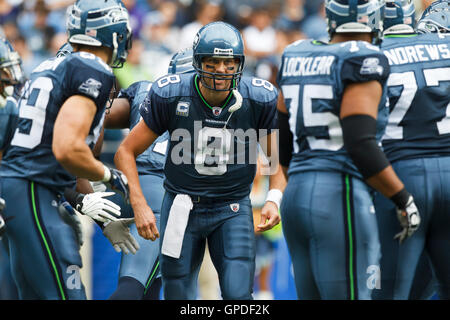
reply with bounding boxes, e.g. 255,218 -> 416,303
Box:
390,188 -> 411,210
63,188 -> 85,210
265,189 -> 283,209
102,165 -> 111,182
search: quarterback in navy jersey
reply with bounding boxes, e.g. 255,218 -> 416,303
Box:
0,0 -> 132,300
373,0 -> 450,300
115,22 -> 285,300
277,0 -> 420,300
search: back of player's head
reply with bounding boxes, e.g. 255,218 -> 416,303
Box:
417,0 -> 450,34
168,48 -> 195,75
0,37 -> 24,107
0,38 -> 25,108
383,0 -> 416,35
66,0 -> 132,68
192,21 -> 245,91
325,0 -> 385,41
56,42 -> 74,58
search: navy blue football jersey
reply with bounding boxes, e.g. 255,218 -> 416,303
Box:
381,33 -> 450,162
0,97 -> 18,151
276,39 -> 390,178
1,52 -> 115,192
140,73 -> 278,199
118,80 -> 169,176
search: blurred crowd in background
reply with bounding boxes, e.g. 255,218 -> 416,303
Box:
0,0 -> 437,300
0,0 -> 434,88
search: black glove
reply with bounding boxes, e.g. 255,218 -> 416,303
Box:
102,166 -> 130,204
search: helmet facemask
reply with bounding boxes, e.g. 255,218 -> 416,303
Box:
195,55 -> 244,92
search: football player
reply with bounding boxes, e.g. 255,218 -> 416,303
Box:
0,0 -> 132,299
114,21 -> 285,300
277,0 -> 420,299
0,36 -> 25,300
374,0 -> 450,300
107,49 -> 194,300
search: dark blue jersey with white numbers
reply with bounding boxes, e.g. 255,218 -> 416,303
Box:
140,73 -> 278,199
1,52 -> 115,192
276,39 -> 390,178
381,33 -> 450,162
0,97 -> 18,151
118,80 -> 168,177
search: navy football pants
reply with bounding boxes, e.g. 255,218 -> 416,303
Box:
281,171 -> 380,300
0,178 -> 86,299
160,192 -> 255,300
108,173 -> 163,296
373,157 -> 450,299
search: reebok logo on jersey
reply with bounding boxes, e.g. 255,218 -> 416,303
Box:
360,57 -> 383,76
176,102 -> 190,117
212,107 -> 222,116
78,78 -> 102,99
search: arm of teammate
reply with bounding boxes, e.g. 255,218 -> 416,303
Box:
114,119 -> 160,241
276,91 -> 292,181
53,95 -> 129,202
340,81 -> 420,242
53,95 -> 107,180
104,97 -> 131,129
257,129 -> 284,232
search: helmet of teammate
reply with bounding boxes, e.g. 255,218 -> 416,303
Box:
66,0 -> 132,68
325,0 -> 385,42
192,21 -> 245,91
168,48 -> 195,75
56,42 -> 74,58
0,37 -> 24,107
383,0 -> 416,35
417,0 -> 450,34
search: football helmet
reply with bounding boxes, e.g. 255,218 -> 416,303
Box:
66,0 -> 132,68
0,37 -> 24,108
192,21 -> 245,91
168,48 -> 195,75
417,0 -> 450,34
383,0 -> 416,35
325,0 -> 385,42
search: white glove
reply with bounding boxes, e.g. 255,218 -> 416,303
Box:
76,192 -> 121,223
90,181 -> 107,193
102,218 -> 140,255
394,195 -> 421,244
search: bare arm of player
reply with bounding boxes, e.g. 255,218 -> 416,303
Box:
104,98 -> 131,129
53,95 -> 106,181
340,80 -> 404,198
114,119 -> 160,241
76,177 -> 94,194
257,131 -> 283,232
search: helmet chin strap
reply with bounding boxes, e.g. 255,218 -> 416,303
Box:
223,89 -> 243,129
0,86 -> 14,108
110,32 -> 118,66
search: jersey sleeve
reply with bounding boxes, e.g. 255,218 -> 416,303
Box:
0,101 -> 18,150
117,81 -> 141,105
341,51 -> 390,85
64,56 -> 114,111
139,89 -> 170,136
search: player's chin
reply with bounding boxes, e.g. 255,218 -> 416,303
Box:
214,79 -> 232,90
